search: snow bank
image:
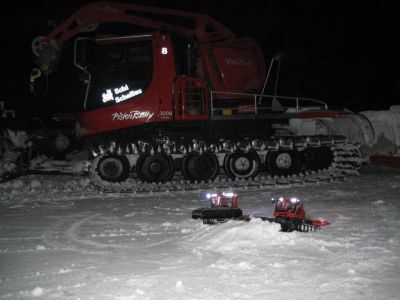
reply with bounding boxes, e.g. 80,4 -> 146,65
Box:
361,105 -> 400,155
288,105 -> 400,156
288,112 -> 375,146
0,174 -> 95,206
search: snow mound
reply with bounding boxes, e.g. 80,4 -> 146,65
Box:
31,287 -> 44,297
188,218 -> 338,255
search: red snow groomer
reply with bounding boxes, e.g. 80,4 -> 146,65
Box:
271,197 -> 329,232
192,192 -> 243,225
192,193 -> 329,232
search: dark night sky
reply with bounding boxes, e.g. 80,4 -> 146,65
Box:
1,0 -> 399,118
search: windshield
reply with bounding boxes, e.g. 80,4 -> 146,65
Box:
82,38 -> 153,111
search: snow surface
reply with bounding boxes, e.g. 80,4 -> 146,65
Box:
1,166 -> 400,300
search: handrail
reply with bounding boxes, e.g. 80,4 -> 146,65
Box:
210,90 -> 328,115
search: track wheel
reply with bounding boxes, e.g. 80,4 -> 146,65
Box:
182,152 -> 219,182
266,150 -> 300,176
97,155 -> 130,182
306,146 -> 334,171
136,153 -> 175,183
223,151 -> 260,180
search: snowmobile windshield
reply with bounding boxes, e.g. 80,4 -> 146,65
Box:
81,37 -> 153,111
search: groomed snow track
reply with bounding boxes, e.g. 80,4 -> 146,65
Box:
89,135 -> 363,193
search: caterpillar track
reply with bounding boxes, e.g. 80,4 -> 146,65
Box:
296,223 -> 322,232
89,135 -> 362,193
266,217 -> 325,232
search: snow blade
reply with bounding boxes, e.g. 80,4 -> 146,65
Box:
192,207 -> 243,224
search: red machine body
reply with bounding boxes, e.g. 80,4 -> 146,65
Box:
192,192 -> 242,224
75,32 -> 265,137
32,1 -> 265,138
273,197 -> 329,230
28,2 -> 363,187
209,192 -> 239,208
273,197 -> 306,220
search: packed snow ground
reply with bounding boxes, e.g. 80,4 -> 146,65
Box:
1,166 -> 400,300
